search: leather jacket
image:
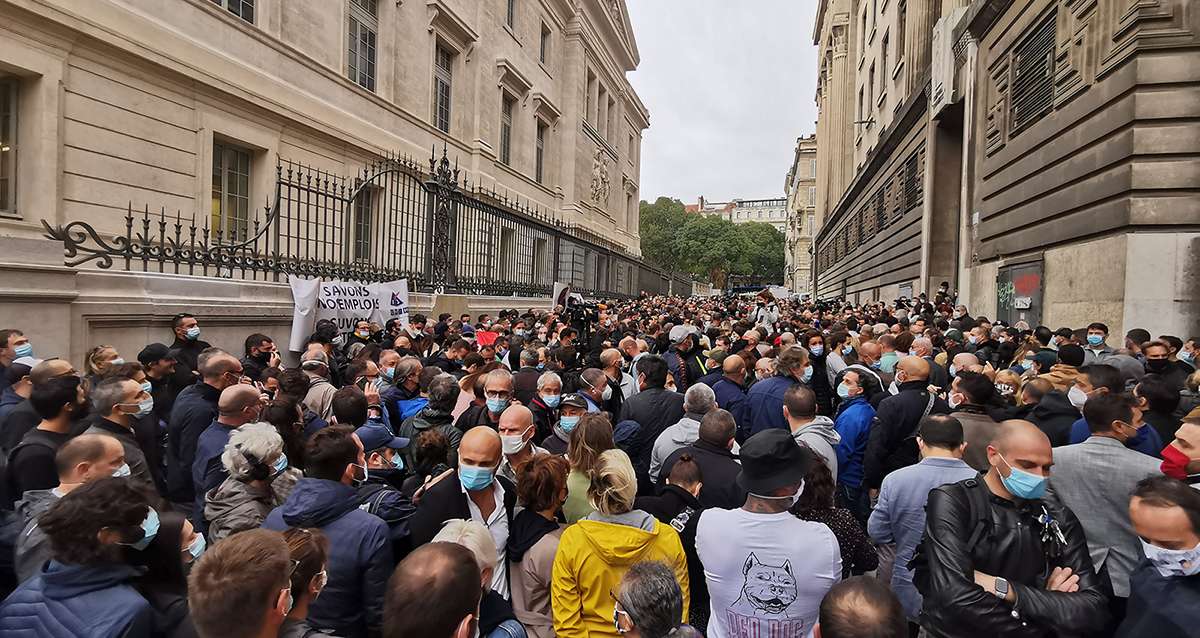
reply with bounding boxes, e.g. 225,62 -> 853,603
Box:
917,478 -> 1109,637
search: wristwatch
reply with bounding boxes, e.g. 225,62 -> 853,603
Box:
993,577 -> 1010,600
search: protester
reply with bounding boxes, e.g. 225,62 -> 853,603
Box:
0,478 -> 156,635
13,434 -> 127,583
744,345 -> 810,438
791,454 -> 877,577
433,520 -> 527,638
563,413 -> 615,523
187,528 -> 292,638
1045,393 -> 1161,619
658,409 -> 745,509
528,371 -> 562,443
205,422 -> 300,542
192,384 -> 265,525
4,375 -> 86,507
540,392 -> 586,456
947,370 -> 1002,472
133,510 -> 202,637
914,420 -> 1109,635
551,449 -> 689,637
409,426 -> 516,598
612,561 -> 701,638
863,357 -> 951,494
497,405 -> 547,484
784,384 -> 841,477
814,576 -> 907,638
384,542 -> 482,638
696,429 -> 840,638
399,372 -> 463,468
1116,475 -> 1200,637
509,453 -> 568,638
619,355 -> 685,489
279,528 -> 336,638
649,383 -> 716,482
262,425 -> 392,638
867,415 -> 978,624
166,350 -> 242,512
831,367 -> 875,522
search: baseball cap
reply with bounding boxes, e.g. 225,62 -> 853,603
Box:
736,429 -> 814,494
6,357 -> 41,385
669,325 -> 694,345
355,422 -> 410,452
944,329 -> 963,343
704,349 -> 729,366
137,343 -> 177,365
559,393 -> 588,409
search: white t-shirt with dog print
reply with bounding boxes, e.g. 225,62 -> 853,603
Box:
696,508 -> 842,638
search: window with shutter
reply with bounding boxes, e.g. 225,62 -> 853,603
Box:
1009,11 -> 1057,134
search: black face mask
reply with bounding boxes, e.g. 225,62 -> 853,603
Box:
1146,359 -> 1171,373
71,398 -> 92,422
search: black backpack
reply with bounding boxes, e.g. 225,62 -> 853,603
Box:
910,477 -> 991,597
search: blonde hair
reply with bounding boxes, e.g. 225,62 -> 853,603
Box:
84,345 -> 117,376
587,449 -> 637,516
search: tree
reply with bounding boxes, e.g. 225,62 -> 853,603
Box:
734,222 -> 786,283
674,215 -> 749,290
638,197 -> 689,270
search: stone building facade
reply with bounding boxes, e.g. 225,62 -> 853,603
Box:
0,0 -> 647,252
784,134 -> 818,295
0,0 -> 651,366
688,197 -> 789,233
811,0 -> 1199,338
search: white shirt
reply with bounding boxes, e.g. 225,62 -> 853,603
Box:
696,507 -> 841,638
463,478 -> 510,598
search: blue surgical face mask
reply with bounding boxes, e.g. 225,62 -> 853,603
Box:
998,454 -> 1047,500
381,367 -> 395,381
272,453 -> 289,476
122,507 -> 160,551
809,345 -> 824,356
135,397 -> 154,418
968,335 -> 978,345
186,533 -> 206,561
1182,351 -> 1195,364
542,394 -> 561,408
836,383 -> 851,399
560,414 -> 581,433
1087,334 -> 1104,347
112,463 -> 131,478
800,365 -> 813,384
185,326 -> 201,340
486,396 -> 510,414
13,343 -> 33,358
391,452 -> 405,471
841,344 -> 853,356
110,357 -> 125,366
459,463 -> 495,491
140,381 -> 153,395
536,363 -> 546,371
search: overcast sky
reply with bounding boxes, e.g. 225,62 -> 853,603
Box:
626,1 -> 818,205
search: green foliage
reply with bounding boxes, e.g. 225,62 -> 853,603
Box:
639,199 -> 786,289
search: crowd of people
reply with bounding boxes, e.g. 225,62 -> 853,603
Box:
0,285 -> 1197,638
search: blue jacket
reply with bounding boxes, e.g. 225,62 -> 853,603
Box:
833,396 -> 875,489
1117,559 -> 1200,637
192,420 -> 237,528
263,478 -> 392,638
744,376 -> 800,438
0,561 -> 154,638
1067,417 -> 1163,457
395,397 -> 428,422
695,371 -> 724,389
711,378 -> 747,432
0,386 -> 23,424
867,457 -> 979,619
166,381 -> 221,503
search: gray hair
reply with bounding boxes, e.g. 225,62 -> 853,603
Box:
427,373 -> 461,411
485,368 -> 513,387
617,561 -> 684,638
432,519 -> 497,587
520,349 -> 540,367
91,377 -> 133,416
395,357 -> 422,379
536,371 -> 562,391
683,383 -> 716,414
776,345 -> 810,375
220,422 -> 284,480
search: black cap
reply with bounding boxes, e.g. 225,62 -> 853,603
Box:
137,343 -> 177,365
560,393 -> 588,409
736,429 -> 814,495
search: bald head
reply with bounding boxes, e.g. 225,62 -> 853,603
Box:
600,348 -> 622,370
722,354 -> 746,376
497,404 -> 534,436
460,425 -> 502,468
952,352 -> 981,370
218,384 -> 262,422
31,359 -> 76,386
897,356 -> 931,381
987,420 -> 1054,489
199,351 -> 239,379
858,341 -> 881,364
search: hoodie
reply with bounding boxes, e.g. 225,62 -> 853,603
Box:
1027,391 -> 1082,447
550,514 -> 690,638
263,478 -> 392,638
0,561 -> 154,637
792,415 -> 841,479
649,412 -> 706,483
13,488 -> 59,584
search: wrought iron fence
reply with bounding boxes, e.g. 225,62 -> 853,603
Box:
41,147 -> 697,299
